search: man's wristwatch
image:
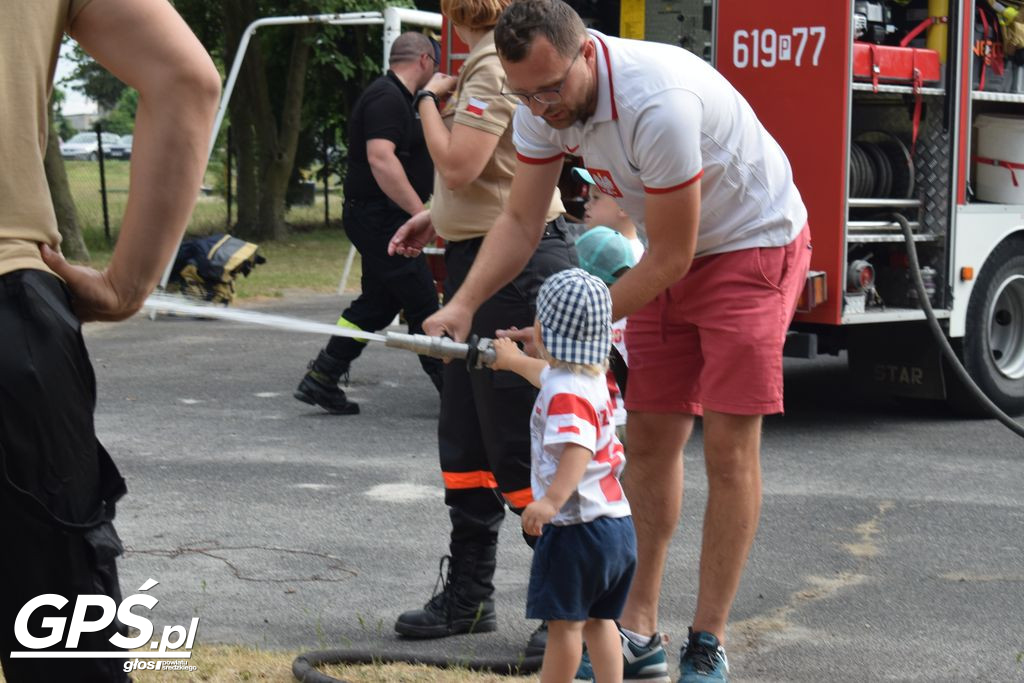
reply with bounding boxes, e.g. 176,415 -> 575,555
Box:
414,90 -> 439,109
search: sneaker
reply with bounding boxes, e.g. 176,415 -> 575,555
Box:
576,628 -> 670,682
677,629 -> 729,682
621,629 -> 671,682
575,648 -> 593,680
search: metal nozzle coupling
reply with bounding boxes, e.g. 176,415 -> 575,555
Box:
384,332 -> 496,369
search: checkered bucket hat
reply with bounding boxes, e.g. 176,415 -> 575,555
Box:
536,268 -> 612,366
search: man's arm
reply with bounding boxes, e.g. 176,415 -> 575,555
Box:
42,0 -> 220,321
609,177 -> 701,322
422,157 -> 562,340
367,139 -> 427,216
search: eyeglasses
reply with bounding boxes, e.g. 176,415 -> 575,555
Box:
501,45 -> 583,106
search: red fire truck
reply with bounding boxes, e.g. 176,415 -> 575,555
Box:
443,0 -> 1024,414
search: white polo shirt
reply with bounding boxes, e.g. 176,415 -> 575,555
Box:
513,31 -> 807,256
531,366 -> 631,525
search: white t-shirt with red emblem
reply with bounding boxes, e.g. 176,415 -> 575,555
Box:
513,30 -> 807,257
531,366 -> 632,525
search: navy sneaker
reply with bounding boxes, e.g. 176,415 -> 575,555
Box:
575,647 -> 593,680
621,629 -> 670,682
577,627 -> 670,681
677,628 -> 729,682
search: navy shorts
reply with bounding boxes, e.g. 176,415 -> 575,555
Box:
526,516 -> 636,621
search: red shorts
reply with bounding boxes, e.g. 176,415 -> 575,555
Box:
625,225 -> 811,416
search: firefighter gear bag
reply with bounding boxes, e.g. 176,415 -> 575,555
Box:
167,233 -> 265,304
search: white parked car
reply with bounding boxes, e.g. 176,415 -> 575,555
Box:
59,132 -> 120,161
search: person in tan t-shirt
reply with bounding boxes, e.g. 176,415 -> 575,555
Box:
0,2 -> 219,680
388,0 -> 575,658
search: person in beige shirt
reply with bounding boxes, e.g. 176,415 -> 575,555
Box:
0,2 -> 219,680
388,0 -> 574,657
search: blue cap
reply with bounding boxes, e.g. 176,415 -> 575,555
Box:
574,227 -> 636,285
572,167 -> 595,185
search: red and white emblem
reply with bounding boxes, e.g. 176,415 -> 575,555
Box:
587,168 -> 623,198
465,97 -> 488,116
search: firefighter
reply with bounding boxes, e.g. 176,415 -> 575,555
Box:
416,1 -> 812,681
295,33 -> 445,415
0,1 -> 219,680
388,0 -> 574,656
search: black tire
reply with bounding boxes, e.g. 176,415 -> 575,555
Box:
88,152 -> 97,161
959,238 -> 1024,415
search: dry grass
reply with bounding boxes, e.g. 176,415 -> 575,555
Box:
0,645 -> 533,682
103,644 -> 532,682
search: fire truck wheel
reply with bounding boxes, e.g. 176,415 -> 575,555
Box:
959,238 -> 1024,416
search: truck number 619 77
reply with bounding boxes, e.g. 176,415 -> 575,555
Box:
732,26 -> 826,69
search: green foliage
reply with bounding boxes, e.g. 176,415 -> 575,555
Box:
51,87 -> 77,140
99,88 -> 138,136
63,44 -> 125,111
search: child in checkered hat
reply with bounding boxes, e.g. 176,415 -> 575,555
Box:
491,268 -> 636,683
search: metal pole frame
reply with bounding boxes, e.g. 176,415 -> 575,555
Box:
155,7 -> 442,293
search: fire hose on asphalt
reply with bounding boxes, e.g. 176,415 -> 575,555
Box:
891,213 -> 1024,439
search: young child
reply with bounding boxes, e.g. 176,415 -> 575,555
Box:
491,268 -> 636,683
573,167 -> 645,262
573,226 -> 636,444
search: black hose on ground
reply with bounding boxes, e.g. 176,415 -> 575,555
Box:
292,648 -> 542,682
892,212 -> 1024,439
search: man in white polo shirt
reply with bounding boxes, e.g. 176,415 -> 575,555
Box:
407,0 -> 811,680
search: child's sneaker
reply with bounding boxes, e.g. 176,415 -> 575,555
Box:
621,627 -> 670,681
677,628 -> 729,682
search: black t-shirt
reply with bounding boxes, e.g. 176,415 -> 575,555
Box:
343,71 -> 433,204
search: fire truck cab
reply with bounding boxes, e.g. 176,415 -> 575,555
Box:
441,0 -> 1024,414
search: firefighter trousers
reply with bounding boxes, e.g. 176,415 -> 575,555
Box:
438,219 -> 576,546
0,270 -> 129,682
327,198 -> 443,382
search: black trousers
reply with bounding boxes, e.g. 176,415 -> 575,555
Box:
438,220 -> 576,546
0,270 -> 129,682
326,199 -> 442,381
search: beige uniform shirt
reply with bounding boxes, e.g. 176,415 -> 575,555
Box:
430,32 -> 563,242
0,0 -> 94,276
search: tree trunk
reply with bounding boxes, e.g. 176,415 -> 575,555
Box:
43,105 -> 89,261
257,25 -> 314,240
222,0 -> 314,242
230,97 -> 260,239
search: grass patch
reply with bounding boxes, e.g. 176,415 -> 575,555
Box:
66,160 -> 359,299
75,226 -> 362,300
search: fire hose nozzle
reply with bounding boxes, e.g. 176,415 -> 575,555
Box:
384,332 -> 496,369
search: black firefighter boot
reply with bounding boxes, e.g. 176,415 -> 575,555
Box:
393,542 -> 498,638
294,348 -> 359,415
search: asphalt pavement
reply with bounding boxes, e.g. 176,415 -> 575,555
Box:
85,293 -> 1024,682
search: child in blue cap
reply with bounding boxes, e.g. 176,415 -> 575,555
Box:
492,268 -> 636,683
574,226 -> 636,444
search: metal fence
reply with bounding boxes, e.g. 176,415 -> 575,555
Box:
62,123 -> 343,246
